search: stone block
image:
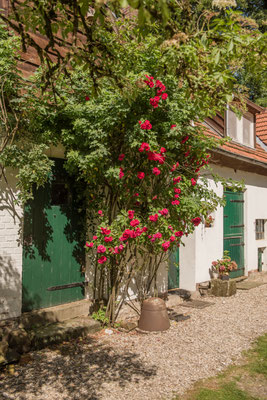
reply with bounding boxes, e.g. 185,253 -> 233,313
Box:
6,348 -> 20,363
0,340 -> 8,356
8,329 -> 31,354
119,321 -> 137,331
210,279 -> 236,297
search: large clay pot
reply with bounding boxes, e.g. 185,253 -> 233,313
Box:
138,297 -> 170,332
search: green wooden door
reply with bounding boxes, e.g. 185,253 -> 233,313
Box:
258,248 -> 263,272
223,190 -> 244,278
168,247 -> 179,289
22,159 -> 85,312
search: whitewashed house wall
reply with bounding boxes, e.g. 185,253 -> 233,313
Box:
179,164 -> 267,291
0,169 -> 23,320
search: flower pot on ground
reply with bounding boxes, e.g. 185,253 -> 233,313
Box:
211,251 -> 238,279
204,215 -> 214,228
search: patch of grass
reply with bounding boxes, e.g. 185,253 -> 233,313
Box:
194,382 -> 259,400
172,334 -> 267,400
247,334 -> 267,376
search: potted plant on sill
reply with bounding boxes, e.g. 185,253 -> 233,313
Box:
204,215 -> 214,228
211,251 -> 238,280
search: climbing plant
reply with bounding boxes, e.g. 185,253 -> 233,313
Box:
0,5 -> 266,322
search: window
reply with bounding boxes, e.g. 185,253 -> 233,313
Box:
255,219 -> 265,240
226,108 -> 255,148
243,112 -> 254,146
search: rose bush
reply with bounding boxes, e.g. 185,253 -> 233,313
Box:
77,75 -> 224,323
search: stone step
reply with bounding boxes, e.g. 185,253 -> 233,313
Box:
21,299 -> 92,328
30,316 -> 101,350
1,316 -> 101,367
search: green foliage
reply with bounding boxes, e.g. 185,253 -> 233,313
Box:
92,307 -> 109,326
0,23 -> 20,92
1,1 -> 265,105
0,24 -> 53,202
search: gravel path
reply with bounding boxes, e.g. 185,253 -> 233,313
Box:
1,284 -> 267,400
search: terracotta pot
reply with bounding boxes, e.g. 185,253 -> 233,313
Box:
138,297 -> 170,332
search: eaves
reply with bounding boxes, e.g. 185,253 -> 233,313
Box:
210,148 -> 267,176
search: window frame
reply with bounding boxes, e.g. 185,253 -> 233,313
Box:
255,219 -> 266,241
225,106 -> 256,148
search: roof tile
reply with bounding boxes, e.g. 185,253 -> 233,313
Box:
256,110 -> 267,145
203,125 -> 267,165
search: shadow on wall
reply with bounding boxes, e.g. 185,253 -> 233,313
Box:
0,256 -> 22,320
0,255 -> 42,320
0,173 -> 23,246
0,336 -> 157,399
23,193 -> 53,262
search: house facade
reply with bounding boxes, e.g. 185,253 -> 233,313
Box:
1,1 -> 267,321
1,103 -> 266,322
175,105 -> 267,291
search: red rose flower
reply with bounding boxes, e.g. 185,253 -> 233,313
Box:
137,172 -> 145,179
140,120 -> 152,130
175,231 -> 183,237
119,168 -> 124,179
104,236 -> 113,243
159,208 -> 169,216
173,176 -> 181,184
153,167 -> 161,176
98,256 -> 107,264
192,217 -> 202,226
139,142 -> 150,152
149,214 -> 159,222
181,136 -> 189,144
130,219 -> 140,227
128,210 -> 134,219
97,245 -> 106,254
162,241 -> 170,252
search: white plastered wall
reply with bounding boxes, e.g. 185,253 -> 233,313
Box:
0,169 -> 23,320
85,251 -> 168,301
179,164 -> 267,291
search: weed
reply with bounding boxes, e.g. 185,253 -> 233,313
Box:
92,307 -> 109,326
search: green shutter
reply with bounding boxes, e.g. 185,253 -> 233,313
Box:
168,246 -> 179,289
223,190 -> 245,278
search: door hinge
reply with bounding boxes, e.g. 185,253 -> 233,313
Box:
229,242 -> 245,247
47,281 -> 89,291
224,235 -> 243,239
230,200 -> 244,203
230,225 -> 244,228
